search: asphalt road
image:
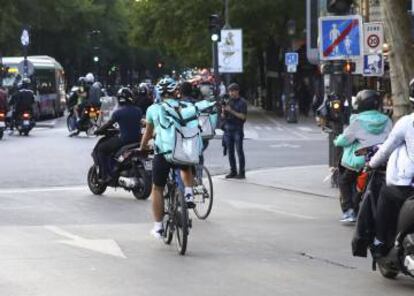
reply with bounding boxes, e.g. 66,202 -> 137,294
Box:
0,109 -> 328,189
4,110 -> 410,295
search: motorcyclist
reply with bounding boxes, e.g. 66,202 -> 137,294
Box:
368,79 -> 414,258
133,82 -> 153,114
8,77 -> 35,134
334,90 -> 392,223
84,73 -> 102,107
94,87 -> 143,183
0,85 -> 8,112
140,77 -> 196,239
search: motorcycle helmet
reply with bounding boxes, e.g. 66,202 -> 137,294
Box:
409,78 -> 414,103
21,77 -> 31,88
116,87 -> 134,105
85,73 -> 95,84
138,83 -> 149,96
355,90 -> 380,113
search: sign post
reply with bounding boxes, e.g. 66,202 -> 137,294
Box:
20,28 -> 30,77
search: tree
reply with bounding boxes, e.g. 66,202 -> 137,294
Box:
382,0 -> 414,117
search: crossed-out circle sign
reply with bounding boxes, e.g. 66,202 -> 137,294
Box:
367,34 -> 380,49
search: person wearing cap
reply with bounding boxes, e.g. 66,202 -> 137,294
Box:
222,83 -> 247,179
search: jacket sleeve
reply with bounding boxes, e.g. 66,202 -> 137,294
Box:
334,119 -> 358,147
369,117 -> 406,168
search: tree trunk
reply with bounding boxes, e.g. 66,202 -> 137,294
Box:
382,0 -> 414,117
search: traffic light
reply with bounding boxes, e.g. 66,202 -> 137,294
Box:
343,61 -> 356,74
209,14 -> 222,42
327,0 -> 353,15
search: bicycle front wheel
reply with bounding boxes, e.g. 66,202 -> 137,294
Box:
193,165 -> 214,220
174,190 -> 189,255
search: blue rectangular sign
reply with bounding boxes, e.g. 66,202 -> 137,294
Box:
285,52 -> 299,66
319,15 -> 363,61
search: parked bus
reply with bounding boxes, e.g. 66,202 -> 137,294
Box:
1,56 -> 66,119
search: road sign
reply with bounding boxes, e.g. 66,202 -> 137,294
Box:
319,15 -> 363,61
363,22 -> 383,53
363,54 -> 384,77
17,60 -> 34,76
287,65 -> 297,73
20,29 -> 30,47
218,29 -> 243,73
285,52 -> 299,66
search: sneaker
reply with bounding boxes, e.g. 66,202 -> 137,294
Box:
150,227 -> 163,240
340,209 -> 356,223
225,172 -> 237,179
185,194 -> 196,209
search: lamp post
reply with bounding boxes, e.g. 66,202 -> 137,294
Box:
286,19 -> 298,123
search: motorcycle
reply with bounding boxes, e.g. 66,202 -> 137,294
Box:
352,145 -> 414,280
15,111 -> 35,136
0,109 -> 6,140
67,104 -> 100,136
87,129 -> 152,200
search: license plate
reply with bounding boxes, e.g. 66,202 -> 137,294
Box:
0,121 -> 4,128
144,160 -> 153,170
23,120 -> 30,125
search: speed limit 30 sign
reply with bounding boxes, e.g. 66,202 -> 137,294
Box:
363,22 -> 383,53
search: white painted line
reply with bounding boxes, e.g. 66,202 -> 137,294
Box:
298,127 -> 313,132
45,225 -> 126,259
226,200 -> 317,220
254,126 -> 262,130
0,186 -> 87,194
270,143 -> 301,149
265,126 -> 272,131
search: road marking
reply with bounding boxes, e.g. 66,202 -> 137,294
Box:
0,186 -> 87,194
226,200 -> 317,220
265,126 -> 272,131
270,143 -> 301,149
297,127 -> 313,132
45,225 -> 126,259
254,126 -> 261,130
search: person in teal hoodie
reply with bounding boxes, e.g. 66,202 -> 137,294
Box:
334,90 -> 392,223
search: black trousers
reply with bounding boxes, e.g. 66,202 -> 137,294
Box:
96,136 -> 124,178
376,185 -> 414,247
338,167 -> 359,212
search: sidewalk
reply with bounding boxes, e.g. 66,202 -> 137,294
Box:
219,165 -> 338,199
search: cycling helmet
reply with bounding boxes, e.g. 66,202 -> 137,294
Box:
409,78 -> 414,103
355,89 -> 380,112
156,78 -> 177,97
85,73 -> 95,84
116,87 -> 134,105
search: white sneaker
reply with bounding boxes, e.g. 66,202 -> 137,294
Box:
150,227 -> 163,240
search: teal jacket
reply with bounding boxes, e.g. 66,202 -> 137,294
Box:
334,110 -> 392,171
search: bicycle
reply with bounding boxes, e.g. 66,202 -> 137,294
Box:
162,168 -> 192,255
193,164 -> 214,220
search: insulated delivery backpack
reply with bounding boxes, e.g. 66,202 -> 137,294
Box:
156,99 -> 203,165
194,100 -> 218,140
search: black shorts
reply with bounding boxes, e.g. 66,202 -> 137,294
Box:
152,154 -> 190,188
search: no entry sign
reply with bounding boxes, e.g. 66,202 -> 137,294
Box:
363,22 -> 383,53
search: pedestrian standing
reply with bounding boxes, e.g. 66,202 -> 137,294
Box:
222,83 -> 247,179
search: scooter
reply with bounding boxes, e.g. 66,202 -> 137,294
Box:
87,129 -> 152,200
67,104 -> 100,137
0,109 -> 6,140
15,111 -> 35,136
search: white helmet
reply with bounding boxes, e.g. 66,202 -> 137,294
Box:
85,73 -> 95,84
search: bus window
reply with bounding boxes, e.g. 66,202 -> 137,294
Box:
35,69 -> 56,95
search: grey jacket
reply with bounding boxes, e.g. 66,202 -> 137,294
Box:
370,113 -> 414,186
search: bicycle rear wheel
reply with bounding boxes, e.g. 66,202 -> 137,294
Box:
193,165 -> 214,220
162,186 -> 173,245
174,190 -> 189,255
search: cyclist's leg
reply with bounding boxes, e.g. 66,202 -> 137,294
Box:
181,166 -> 195,208
151,154 -> 171,237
